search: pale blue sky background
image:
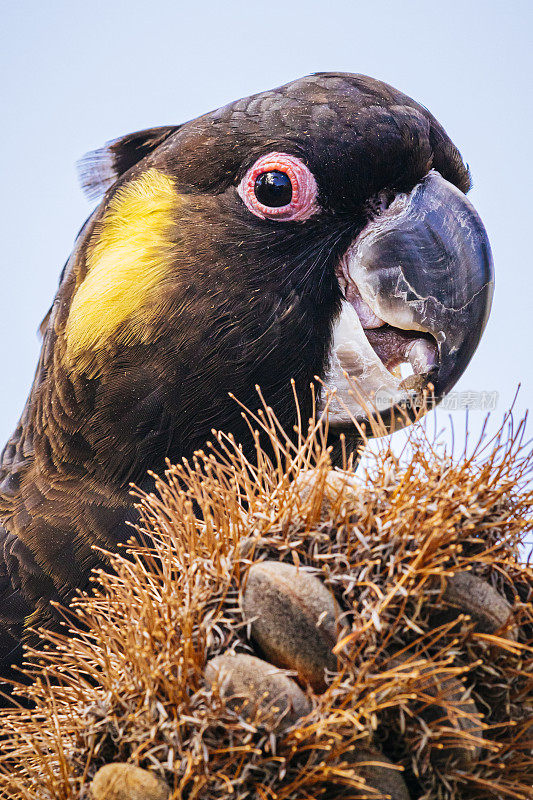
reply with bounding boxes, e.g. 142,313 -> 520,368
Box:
1,1 -> 532,541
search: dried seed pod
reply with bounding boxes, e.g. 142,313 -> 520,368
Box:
396,659 -> 483,769
347,748 -> 411,800
242,561 -> 340,690
90,763 -> 169,800
442,572 -> 517,640
204,652 -> 311,729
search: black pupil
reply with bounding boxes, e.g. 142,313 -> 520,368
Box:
254,170 -> 293,207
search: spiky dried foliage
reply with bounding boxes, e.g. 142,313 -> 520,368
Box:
0,397 -> 531,800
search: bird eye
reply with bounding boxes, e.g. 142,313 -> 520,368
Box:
238,152 -> 318,221
254,170 -> 293,207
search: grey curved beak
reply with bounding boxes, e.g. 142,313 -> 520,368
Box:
349,169 -> 494,400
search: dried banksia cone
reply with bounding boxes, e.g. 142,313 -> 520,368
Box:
0,406 -> 531,800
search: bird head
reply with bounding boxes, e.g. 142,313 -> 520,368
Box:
59,72 -> 493,474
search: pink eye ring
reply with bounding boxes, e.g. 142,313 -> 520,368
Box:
237,152 -> 319,221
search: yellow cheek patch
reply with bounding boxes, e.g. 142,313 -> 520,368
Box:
65,168 -> 178,360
